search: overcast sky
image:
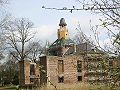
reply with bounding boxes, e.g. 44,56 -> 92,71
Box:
6,0 -> 108,45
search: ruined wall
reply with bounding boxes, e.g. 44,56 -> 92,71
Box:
39,54 -> 113,85
24,61 -> 30,84
47,56 -> 59,85
46,55 -> 83,84
19,60 -> 40,86
39,56 -> 47,85
63,55 -> 79,83
34,64 -> 40,85
19,60 -> 30,86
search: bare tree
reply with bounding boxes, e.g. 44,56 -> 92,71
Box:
73,24 -> 95,45
27,41 -> 43,62
0,0 -> 10,61
76,0 -> 120,89
4,18 -> 36,61
76,0 -> 120,54
0,0 -> 8,5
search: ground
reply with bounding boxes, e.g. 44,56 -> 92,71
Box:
0,86 -> 17,90
0,83 -> 120,90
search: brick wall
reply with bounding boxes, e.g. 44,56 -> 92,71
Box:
64,55 -> 78,83
19,60 -> 40,86
24,61 -> 30,84
39,56 -> 47,85
34,64 -> 40,85
40,55 -> 83,85
19,60 -> 30,86
47,56 -> 58,85
39,54 -> 111,85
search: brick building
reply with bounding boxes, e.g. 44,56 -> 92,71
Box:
39,18 -> 108,85
39,55 -> 84,85
19,18 -> 110,86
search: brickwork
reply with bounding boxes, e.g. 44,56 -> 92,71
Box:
19,60 -> 40,86
24,61 -> 30,84
40,55 -> 84,85
64,55 -> 78,83
19,60 -> 31,86
47,56 -> 58,85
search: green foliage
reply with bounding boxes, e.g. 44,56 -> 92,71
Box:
12,71 -> 19,85
0,60 -> 19,86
